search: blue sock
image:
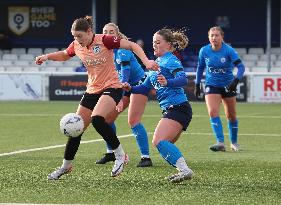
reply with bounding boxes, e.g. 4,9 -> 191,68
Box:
131,123 -> 149,156
156,140 -> 182,167
228,120 -> 238,144
106,123 -> 116,151
210,117 -> 224,143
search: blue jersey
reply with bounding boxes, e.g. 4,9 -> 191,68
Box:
142,52 -> 187,110
196,43 -> 240,87
114,49 -> 144,84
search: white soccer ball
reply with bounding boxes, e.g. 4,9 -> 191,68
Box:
59,113 -> 84,137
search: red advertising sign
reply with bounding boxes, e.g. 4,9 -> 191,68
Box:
252,75 -> 281,102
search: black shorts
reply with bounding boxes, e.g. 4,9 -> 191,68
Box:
124,75 -> 147,97
162,102 -> 192,131
80,88 -> 123,111
205,85 -> 236,98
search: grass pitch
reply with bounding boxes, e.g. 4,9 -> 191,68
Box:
0,101 -> 281,204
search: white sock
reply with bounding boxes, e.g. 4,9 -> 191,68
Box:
141,155 -> 150,159
106,149 -> 114,154
62,159 -> 72,169
175,157 -> 190,172
113,144 -> 125,160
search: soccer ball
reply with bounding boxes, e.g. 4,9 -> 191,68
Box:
59,113 -> 84,137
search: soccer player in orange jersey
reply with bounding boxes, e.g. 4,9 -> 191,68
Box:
35,16 -> 158,180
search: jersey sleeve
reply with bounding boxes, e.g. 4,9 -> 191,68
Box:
195,47 -> 206,84
102,35 -> 121,49
168,57 -> 183,72
65,42 -> 76,57
118,49 -> 131,62
131,75 -> 152,96
229,46 -> 240,62
120,69 -> 130,83
141,75 -> 154,90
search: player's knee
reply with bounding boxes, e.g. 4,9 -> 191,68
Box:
225,111 -> 236,121
128,117 -> 140,127
208,110 -> 219,118
91,115 -> 105,128
227,115 -> 237,121
152,137 -> 160,147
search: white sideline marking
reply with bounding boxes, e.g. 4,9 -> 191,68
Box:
0,113 -> 281,119
0,134 -> 133,157
0,132 -> 280,157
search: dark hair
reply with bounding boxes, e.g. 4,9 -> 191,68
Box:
71,15 -> 93,32
156,28 -> 189,51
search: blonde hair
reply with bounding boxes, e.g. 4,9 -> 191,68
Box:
208,26 -> 224,37
72,15 -> 94,32
103,22 -> 128,40
156,28 -> 189,51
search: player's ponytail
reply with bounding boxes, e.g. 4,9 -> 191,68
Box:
72,15 -> 94,32
84,16 -> 93,30
156,28 -> 189,51
119,32 -> 128,40
172,28 -> 189,51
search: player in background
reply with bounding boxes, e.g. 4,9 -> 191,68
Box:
194,26 -> 245,152
123,28 -> 194,183
95,22 -> 152,167
35,16 -> 158,180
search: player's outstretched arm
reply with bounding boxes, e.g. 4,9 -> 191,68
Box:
35,51 -> 71,65
119,39 -> 159,71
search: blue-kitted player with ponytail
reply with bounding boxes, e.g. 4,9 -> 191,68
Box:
97,23 -> 153,167
123,28 -> 194,183
195,26 -> 245,152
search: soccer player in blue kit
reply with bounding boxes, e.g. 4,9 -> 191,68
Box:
194,26 -> 245,152
123,28 -> 193,183
96,23 -> 153,167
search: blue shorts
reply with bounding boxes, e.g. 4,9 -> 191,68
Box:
162,102 -> 192,131
80,88 -> 123,111
205,85 -> 236,98
124,75 -> 147,97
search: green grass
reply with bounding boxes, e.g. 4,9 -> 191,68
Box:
0,101 -> 281,204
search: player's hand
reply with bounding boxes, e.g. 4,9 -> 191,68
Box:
35,55 -> 48,65
116,100 -> 124,113
121,82 -> 131,92
194,83 -> 201,98
157,74 -> 167,86
226,78 -> 239,92
145,60 -> 159,71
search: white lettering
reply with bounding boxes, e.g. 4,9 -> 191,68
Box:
84,57 -> 107,67
55,89 -> 73,95
31,7 -> 54,13
31,20 -> 50,28
208,67 -> 226,74
73,89 -> 84,95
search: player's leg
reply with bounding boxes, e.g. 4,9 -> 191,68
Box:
47,93 -> 96,180
152,103 -> 193,183
222,96 -> 239,151
95,107 -> 119,164
62,105 -> 93,166
205,92 -> 225,151
95,95 -> 130,164
128,93 -> 152,167
91,88 -> 128,177
95,122 -> 117,164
